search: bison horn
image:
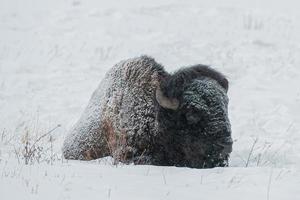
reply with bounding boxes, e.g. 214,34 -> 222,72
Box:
156,87 -> 179,110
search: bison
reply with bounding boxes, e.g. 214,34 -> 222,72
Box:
62,56 -> 232,168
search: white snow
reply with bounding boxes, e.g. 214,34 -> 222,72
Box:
0,0 -> 300,199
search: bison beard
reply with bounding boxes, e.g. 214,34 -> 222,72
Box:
62,56 -> 233,168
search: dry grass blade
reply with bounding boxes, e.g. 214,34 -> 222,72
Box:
245,137 -> 258,167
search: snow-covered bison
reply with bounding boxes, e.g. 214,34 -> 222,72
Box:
62,56 -> 232,168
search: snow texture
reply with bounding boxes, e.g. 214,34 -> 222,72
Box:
0,0 -> 300,199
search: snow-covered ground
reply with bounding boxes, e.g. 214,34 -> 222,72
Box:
1,0 -> 300,199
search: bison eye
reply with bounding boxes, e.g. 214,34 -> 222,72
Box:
186,113 -> 200,124
185,108 -> 205,125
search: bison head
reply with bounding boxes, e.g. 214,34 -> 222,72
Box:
154,65 -> 232,168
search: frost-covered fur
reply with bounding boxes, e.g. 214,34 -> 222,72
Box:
62,56 -> 232,168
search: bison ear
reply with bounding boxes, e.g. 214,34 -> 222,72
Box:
155,87 -> 179,110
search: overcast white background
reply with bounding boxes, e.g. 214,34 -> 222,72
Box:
0,0 -> 299,199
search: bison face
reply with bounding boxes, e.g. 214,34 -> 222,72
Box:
156,78 -> 232,168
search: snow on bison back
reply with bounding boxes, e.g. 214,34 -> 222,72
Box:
62,56 -> 233,168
